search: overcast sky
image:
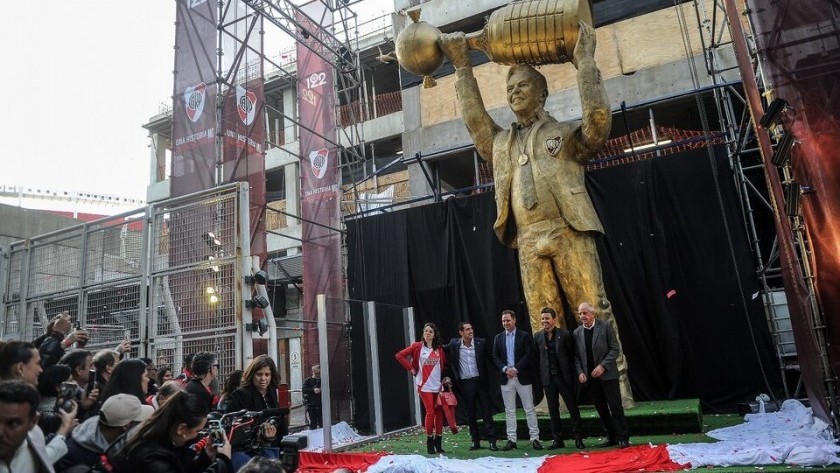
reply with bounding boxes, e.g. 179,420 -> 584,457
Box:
1,0 -> 390,202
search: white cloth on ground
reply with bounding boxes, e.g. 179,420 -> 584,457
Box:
667,399 -> 840,467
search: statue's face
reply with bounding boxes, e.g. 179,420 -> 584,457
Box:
507,69 -> 543,115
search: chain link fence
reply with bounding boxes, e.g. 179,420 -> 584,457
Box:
1,183 -> 253,380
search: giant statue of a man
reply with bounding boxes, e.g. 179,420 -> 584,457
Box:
439,22 -> 633,406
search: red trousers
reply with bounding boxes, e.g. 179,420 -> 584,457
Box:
419,391 -> 443,436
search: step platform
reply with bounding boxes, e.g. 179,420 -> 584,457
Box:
481,399 -> 702,440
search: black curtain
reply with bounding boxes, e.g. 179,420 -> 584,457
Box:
348,146 -> 782,432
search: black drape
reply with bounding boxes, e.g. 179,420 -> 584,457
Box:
347,193 -> 524,432
348,146 -> 782,432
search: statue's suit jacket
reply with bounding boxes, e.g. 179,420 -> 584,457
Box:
453,68 -> 610,248
573,319 -> 620,381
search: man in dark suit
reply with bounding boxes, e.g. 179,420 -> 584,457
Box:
445,322 -> 497,451
492,310 -> 543,451
573,302 -> 629,448
534,307 -> 585,449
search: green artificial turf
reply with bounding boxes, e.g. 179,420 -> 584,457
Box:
345,410 -> 840,472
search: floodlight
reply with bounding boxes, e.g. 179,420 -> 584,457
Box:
245,295 -> 270,309
770,132 -> 795,167
202,231 -> 222,247
759,98 -> 789,128
245,270 -> 269,285
785,182 -> 801,217
204,255 -> 220,272
249,317 -> 269,336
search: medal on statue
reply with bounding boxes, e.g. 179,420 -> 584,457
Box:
518,153 -> 529,165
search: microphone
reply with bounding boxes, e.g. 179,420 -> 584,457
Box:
244,408 -> 288,420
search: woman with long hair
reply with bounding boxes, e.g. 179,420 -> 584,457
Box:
224,356 -> 286,471
217,369 -> 243,412
100,358 -> 149,405
109,391 -> 231,473
395,322 -> 449,454
157,366 -> 174,386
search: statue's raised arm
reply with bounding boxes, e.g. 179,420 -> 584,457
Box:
572,21 -> 611,158
439,32 -> 503,164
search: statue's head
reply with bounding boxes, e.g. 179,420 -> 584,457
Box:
506,65 -> 548,116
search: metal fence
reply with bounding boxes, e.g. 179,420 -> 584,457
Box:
0,183 -> 254,379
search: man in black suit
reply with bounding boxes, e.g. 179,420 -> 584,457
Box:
445,322 -> 497,451
573,302 -> 629,448
492,310 -> 543,451
534,307 -> 585,449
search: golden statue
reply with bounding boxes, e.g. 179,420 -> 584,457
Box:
423,4 -> 633,407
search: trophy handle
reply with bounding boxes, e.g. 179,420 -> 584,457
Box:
465,30 -> 488,56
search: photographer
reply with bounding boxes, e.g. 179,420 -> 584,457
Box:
38,312 -> 89,368
36,364 -> 78,438
225,356 -> 287,471
58,349 -> 99,420
57,393 -> 153,471
109,391 -> 232,473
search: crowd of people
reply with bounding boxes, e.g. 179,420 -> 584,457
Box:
0,312 -> 292,473
396,302 -> 629,455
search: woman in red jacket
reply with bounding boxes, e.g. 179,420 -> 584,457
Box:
395,322 -> 448,455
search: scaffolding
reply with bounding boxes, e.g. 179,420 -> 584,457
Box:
691,0 -> 834,419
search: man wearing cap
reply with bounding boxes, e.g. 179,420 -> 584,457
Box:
57,393 -> 153,470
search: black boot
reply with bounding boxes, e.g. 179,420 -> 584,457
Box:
427,436 -> 435,454
434,435 -> 445,453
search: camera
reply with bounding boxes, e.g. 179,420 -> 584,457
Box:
280,434 -> 307,472
206,418 -> 226,447
56,382 -> 77,413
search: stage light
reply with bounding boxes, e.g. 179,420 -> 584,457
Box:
245,294 -> 270,309
622,139 -> 672,153
759,98 -> 789,128
785,182 -> 801,217
248,317 -> 269,336
244,270 -> 269,285
202,231 -> 222,247
770,132 -> 795,167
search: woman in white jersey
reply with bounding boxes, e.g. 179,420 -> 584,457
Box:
395,322 -> 449,455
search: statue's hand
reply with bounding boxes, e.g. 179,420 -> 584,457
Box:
438,32 -> 471,69
572,21 -> 596,68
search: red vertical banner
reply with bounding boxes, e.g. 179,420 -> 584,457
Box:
296,2 -> 344,368
171,0 -> 218,197
221,9 -> 266,262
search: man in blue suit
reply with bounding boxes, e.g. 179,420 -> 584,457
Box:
492,310 -> 543,450
445,322 -> 498,451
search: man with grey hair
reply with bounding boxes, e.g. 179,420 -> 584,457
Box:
573,302 -> 628,448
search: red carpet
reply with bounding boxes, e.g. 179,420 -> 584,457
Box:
538,445 -> 688,472
298,451 -> 386,472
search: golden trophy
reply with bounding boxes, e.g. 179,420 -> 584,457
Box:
395,0 -> 593,87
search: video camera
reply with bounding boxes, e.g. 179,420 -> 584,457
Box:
198,408 -> 289,454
